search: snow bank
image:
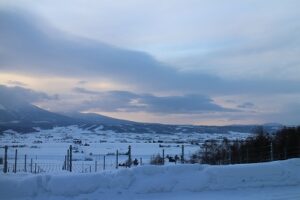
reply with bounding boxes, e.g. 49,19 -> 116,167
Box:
1,159 -> 300,199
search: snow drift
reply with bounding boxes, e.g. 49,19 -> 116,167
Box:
1,159 -> 300,199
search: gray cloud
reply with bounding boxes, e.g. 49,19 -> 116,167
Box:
6,80 -> 27,86
73,87 -> 100,95
237,102 -> 255,109
0,84 -> 58,106
72,88 -> 234,114
0,9 -> 300,95
77,80 -> 88,85
227,102 -> 300,126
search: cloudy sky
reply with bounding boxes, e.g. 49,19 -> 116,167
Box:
0,0 -> 300,125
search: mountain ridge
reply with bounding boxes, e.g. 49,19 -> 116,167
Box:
0,90 -> 283,134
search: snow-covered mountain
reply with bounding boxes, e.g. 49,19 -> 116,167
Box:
0,101 -> 74,133
0,87 -> 283,134
0,85 -> 73,126
0,102 -> 72,125
63,112 -> 135,125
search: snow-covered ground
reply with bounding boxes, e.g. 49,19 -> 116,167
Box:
0,126 -> 299,199
0,125 -> 252,173
1,159 -> 300,200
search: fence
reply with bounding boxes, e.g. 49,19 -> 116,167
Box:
192,141 -> 300,165
0,144 -> 188,174
2,142 -> 299,174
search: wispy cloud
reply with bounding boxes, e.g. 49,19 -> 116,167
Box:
6,80 -> 27,86
237,102 -> 255,109
72,88 -> 234,114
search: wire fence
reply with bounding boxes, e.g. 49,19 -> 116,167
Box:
1,143 -> 299,174
2,161 -> 117,174
0,144 -> 189,174
192,141 -> 300,165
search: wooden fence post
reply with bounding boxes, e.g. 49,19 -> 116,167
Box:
63,155 -> 67,170
14,149 -> 17,173
162,149 -> 165,165
24,154 -> 27,172
3,145 -> 8,173
181,145 -> 184,164
229,149 -> 232,164
128,145 -> 132,168
116,150 -> 119,169
103,156 -> 106,170
69,145 -> 72,172
30,158 -> 33,173
95,161 -> 97,172
66,149 -> 69,171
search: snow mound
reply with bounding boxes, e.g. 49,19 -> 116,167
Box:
1,159 -> 300,199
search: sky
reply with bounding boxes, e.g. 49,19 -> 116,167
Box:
0,0 -> 300,125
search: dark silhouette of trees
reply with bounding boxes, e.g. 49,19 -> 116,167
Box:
273,126 -> 300,160
191,126 -> 300,165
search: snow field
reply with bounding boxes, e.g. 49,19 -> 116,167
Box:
1,158 -> 300,199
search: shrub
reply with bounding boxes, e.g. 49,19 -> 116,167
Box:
150,154 -> 164,165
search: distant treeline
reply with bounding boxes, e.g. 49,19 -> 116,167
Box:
191,126 -> 300,165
